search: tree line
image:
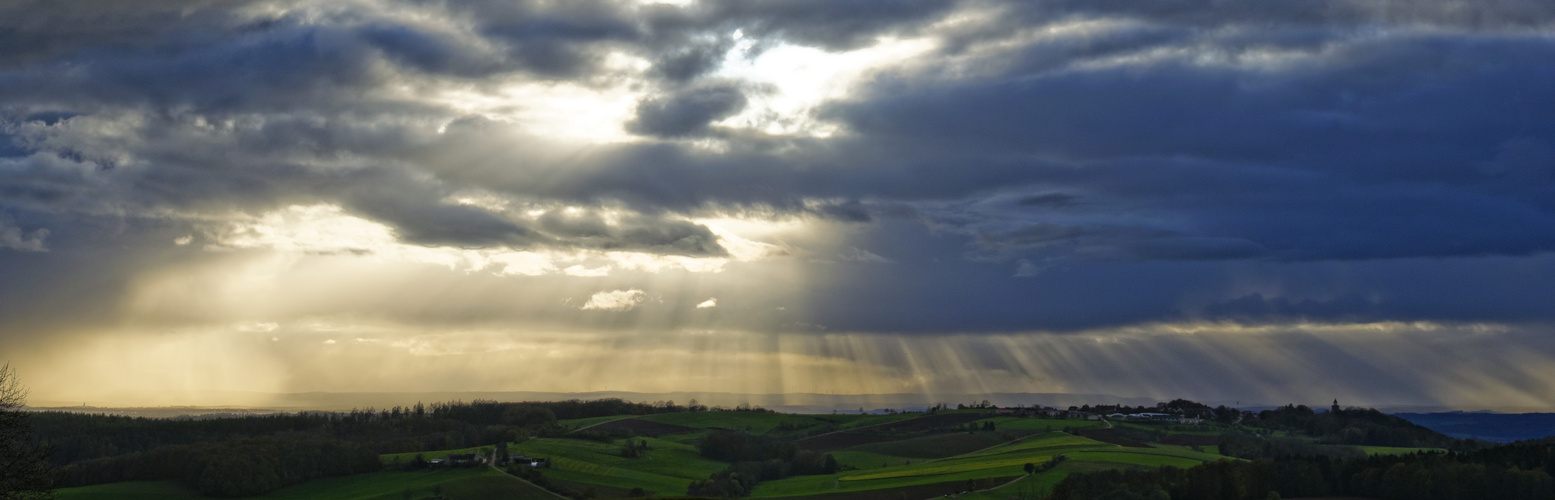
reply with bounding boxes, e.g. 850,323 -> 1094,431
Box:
688,430 -> 841,497
32,398 -> 687,468
1050,437 -> 1555,500
54,437 -> 382,497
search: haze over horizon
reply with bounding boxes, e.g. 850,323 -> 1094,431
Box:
2,0 -> 1554,411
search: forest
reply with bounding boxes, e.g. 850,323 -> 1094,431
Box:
1048,405 -> 1553,500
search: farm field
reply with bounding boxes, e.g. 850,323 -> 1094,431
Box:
500,415 -> 1231,498
845,431 -> 1010,458
510,436 -> 728,494
1064,450 -> 1210,469
560,414 -> 642,429
55,481 -> 203,500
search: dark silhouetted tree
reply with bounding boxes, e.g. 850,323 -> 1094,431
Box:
1,363 -> 52,500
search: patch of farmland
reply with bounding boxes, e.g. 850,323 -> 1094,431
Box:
796,413 -> 992,451
951,467 -> 1071,500
536,456 -> 691,494
845,432 -> 1010,459
828,450 -> 911,470
1159,433 -> 1221,446
878,412 -> 990,432
755,475 -> 1019,500
1065,450 -> 1210,469
54,481 -> 203,500
841,455 -> 1062,482
513,437 -> 727,481
559,414 -> 639,430
642,411 -> 838,434
963,432 -> 1109,457
795,430 -> 899,451
585,417 -> 698,436
1075,428 -> 1153,448
822,413 -> 922,430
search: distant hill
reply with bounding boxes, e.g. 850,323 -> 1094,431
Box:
31,390 -> 1162,414
1396,411 -> 1555,442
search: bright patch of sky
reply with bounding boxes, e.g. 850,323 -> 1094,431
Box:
712,35 -> 937,136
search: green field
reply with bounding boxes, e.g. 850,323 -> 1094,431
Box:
508,436 -> 727,495
55,481 -> 203,500
747,433 -> 1120,497
55,468 -> 556,500
964,432 -> 1107,457
1065,450 -> 1211,469
953,467 -> 1072,500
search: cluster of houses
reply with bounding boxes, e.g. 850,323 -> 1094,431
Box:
425,454 -> 478,467
507,454 -> 551,468
424,453 -> 549,468
1102,412 -> 1204,424
990,403 -> 1220,424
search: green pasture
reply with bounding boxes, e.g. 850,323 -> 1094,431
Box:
55,481 -> 202,500
1065,450 -> 1211,469
962,432 -> 1108,457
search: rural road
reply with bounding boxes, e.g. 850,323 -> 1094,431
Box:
488,446 -> 572,500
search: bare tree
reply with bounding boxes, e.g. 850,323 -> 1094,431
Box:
1,363 -> 52,500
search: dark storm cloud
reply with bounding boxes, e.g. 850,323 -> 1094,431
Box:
627,82 -> 749,137
0,0 -> 1553,333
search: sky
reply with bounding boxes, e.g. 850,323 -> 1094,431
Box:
1,0 -> 1554,410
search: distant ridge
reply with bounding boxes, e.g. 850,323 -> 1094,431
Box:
1397,411 -> 1555,443
32,390 -> 1163,414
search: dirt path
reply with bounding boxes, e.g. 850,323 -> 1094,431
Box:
569,415 -> 640,433
488,447 -> 572,500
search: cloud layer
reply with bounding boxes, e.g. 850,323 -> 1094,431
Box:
1,0 -> 1553,406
